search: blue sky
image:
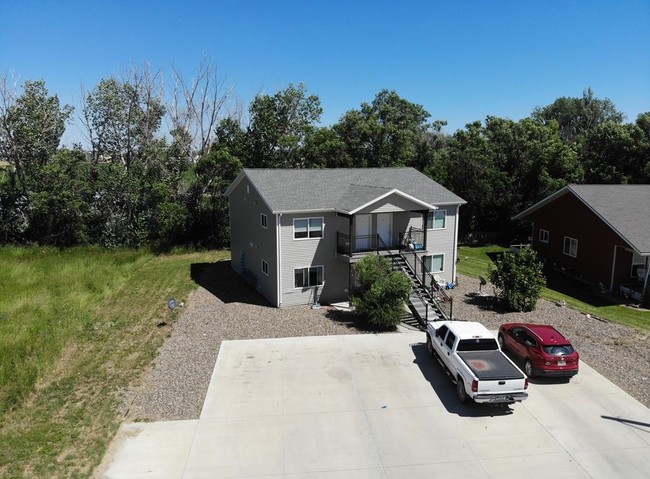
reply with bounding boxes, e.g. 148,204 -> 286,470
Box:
1,0 -> 649,147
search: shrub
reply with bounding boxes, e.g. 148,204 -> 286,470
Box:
488,247 -> 546,312
352,255 -> 411,330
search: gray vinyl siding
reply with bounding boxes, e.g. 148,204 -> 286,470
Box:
355,193 -> 427,215
279,212 -> 349,307
228,179 -> 278,306
425,207 -> 459,284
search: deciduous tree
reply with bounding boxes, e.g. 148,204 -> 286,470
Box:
0,78 -> 73,184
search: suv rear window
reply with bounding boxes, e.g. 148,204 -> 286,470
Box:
457,338 -> 499,351
543,345 -> 574,355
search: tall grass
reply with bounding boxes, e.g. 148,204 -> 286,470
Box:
0,247 -> 227,478
0,247 -> 148,413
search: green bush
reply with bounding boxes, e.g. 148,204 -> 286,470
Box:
488,247 -> 546,312
352,255 -> 411,330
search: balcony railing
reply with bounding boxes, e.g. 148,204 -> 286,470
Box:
337,232 -> 393,256
398,226 -> 425,252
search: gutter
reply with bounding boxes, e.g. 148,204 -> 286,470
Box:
277,213 -> 282,307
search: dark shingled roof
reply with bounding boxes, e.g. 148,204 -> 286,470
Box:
514,184 -> 650,255
232,168 -> 466,214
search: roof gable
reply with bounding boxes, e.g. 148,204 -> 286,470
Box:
515,184 -> 650,254
228,168 -> 465,214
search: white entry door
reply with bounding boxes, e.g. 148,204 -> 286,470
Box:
377,213 -> 392,247
355,214 -> 371,251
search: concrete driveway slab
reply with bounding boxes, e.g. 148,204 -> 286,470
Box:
101,420 -> 198,479
283,410 -> 381,473
99,331 -> 650,479
183,415 -> 284,478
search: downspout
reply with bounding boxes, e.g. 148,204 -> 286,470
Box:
348,214 -> 353,300
641,256 -> 650,306
453,205 -> 460,284
609,244 -> 618,293
276,213 -> 282,307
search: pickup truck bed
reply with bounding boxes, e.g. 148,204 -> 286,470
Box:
458,351 -> 525,381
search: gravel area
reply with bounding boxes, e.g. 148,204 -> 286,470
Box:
123,264 -> 650,421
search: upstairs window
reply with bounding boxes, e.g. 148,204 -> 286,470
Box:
539,229 -> 549,243
294,217 -> 323,239
563,237 -> 578,258
427,210 -> 446,229
260,213 -> 268,229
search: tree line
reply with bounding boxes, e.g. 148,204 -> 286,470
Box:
1,63 -> 648,249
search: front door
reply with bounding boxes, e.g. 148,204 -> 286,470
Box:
377,213 -> 392,247
355,214 -> 371,251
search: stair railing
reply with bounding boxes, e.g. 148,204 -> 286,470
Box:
400,250 -> 452,321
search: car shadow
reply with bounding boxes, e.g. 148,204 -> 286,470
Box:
410,342 -> 515,417
190,260 -> 271,306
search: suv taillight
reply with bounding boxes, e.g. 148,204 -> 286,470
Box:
525,378 -> 529,389
471,380 -> 478,392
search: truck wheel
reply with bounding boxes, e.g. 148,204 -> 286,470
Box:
524,359 -> 535,378
426,333 -> 435,357
497,334 -> 505,350
456,377 -> 469,404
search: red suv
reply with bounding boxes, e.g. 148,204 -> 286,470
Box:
498,323 -> 579,378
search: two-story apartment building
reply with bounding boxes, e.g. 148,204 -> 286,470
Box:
225,168 -> 466,307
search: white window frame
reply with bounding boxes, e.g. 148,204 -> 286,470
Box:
294,265 -> 324,289
423,253 -> 445,273
563,236 -> 578,258
539,229 -> 549,243
261,259 -> 269,276
427,210 -> 446,230
260,213 -> 268,229
293,217 -> 324,240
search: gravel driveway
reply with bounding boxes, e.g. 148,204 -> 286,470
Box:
122,261 -> 650,421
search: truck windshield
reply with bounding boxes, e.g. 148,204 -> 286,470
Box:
457,339 -> 499,351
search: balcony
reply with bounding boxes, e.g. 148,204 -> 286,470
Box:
336,227 -> 426,257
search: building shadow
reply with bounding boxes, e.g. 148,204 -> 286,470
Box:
544,267 -> 624,307
410,342 -> 514,417
190,260 -> 271,306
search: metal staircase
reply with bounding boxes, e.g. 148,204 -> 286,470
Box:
388,252 -> 452,328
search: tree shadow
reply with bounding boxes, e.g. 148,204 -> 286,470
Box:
190,260 -> 271,306
462,292 -> 501,311
325,309 -> 398,333
410,342 -> 515,417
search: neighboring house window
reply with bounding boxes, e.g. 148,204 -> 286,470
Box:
539,229 -> 549,243
260,213 -> 268,229
294,265 -> 324,288
631,264 -> 645,280
563,237 -> 578,257
427,210 -> 446,229
261,260 -> 269,276
423,254 -> 444,273
294,217 -> 323,239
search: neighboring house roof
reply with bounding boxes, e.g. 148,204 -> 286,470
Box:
226,168 -> 466,214
513,184 -> 650,255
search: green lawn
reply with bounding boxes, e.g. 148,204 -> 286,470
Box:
0,247 -> 228,479
457,245 -> 650,331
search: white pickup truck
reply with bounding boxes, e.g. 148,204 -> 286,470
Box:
426,320 -> 529,404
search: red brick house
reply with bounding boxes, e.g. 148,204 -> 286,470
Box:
513,185 -> 650,303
